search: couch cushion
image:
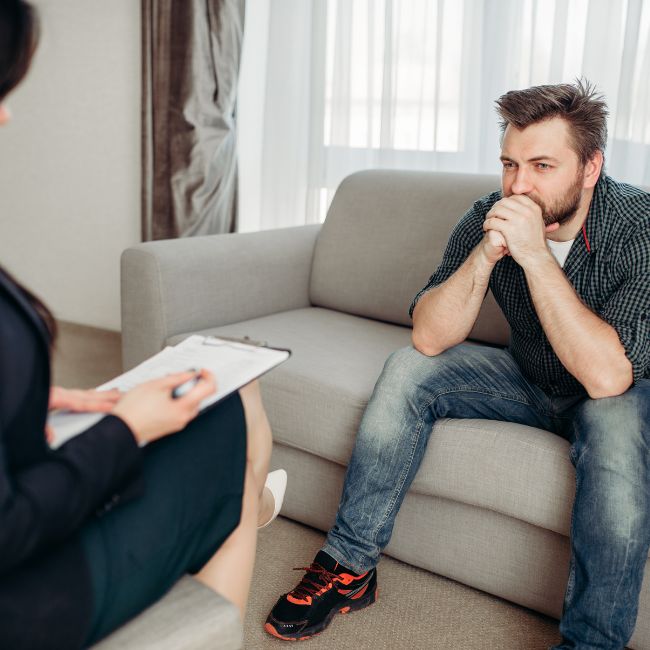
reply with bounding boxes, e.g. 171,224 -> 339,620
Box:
309,170 -> 510,346
169,307 -> 575,536
168,307 -> 412,458
168,308 -> 412,464
93,576 -> 242,649
418,417 -> 574,536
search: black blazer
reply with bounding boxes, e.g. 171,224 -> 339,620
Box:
0,269 -> 143,649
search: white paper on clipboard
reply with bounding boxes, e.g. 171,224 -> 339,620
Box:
48,335 -> 290,448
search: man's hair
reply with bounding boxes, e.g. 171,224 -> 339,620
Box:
495,79 -> 608,165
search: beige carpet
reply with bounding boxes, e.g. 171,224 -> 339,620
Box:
248,518 -> 560,649
53,322 -> 563,649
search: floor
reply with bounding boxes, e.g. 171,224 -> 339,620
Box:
53,321 -> 564,649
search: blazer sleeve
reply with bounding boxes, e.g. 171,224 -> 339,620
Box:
0,415 -> 143,576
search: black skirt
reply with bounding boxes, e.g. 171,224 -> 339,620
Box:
80,392 -> 247,646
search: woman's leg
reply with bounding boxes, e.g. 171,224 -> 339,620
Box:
240,380 -> 274,524
194,380 -> 274,616
194,462 -> 259,619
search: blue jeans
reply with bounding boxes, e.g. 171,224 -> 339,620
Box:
322,344 -> 650,650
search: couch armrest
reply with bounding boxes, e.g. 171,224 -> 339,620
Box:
121,225 -> 320,369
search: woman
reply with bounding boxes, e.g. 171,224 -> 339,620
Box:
0,2 -> 284,648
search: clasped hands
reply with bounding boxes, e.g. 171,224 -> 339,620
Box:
481,194 -> 558,267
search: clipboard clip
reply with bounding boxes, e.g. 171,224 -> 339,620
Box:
201,335 -> 269,349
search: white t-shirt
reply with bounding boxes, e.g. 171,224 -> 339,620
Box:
547,238 -> 575,268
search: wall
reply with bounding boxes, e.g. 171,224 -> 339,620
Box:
0,0 -> 141,331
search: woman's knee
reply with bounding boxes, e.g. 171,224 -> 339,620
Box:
239,381 -> 272,469
239,380 -> 264,413
239,382 -> 272,438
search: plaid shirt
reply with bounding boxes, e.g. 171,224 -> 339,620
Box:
410,175 -> 650,396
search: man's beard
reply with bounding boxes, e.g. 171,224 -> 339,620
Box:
527,170 -> 585,227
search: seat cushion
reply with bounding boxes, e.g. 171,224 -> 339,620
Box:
168,307 -> 412,465
93,576 -> 242,649
168,307 -> 574,536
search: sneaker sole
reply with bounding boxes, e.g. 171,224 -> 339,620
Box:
264,587 -> 378,641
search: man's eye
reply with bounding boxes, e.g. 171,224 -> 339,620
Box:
537,163 -> 551,170
502,162 -> 515,169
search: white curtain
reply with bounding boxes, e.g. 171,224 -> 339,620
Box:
238,0 -> 650,232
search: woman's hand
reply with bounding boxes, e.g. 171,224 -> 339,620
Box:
46,387 -> 122,445
111,369 -> 217,446
49,386 -> 122,413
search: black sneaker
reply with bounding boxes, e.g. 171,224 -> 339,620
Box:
265,550 -> 378,641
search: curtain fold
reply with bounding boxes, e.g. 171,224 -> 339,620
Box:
142,0 -> 245,240
238,0 -> 650,231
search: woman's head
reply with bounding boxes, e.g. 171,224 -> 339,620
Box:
0,0 -> 38,123
0,1 -> 55,343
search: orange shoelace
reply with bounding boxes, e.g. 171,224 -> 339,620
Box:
289,564 -> 341,602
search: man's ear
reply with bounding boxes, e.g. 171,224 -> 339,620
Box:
583,150 -> 603,188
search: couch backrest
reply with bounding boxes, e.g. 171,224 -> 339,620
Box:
309,169 -> 511,347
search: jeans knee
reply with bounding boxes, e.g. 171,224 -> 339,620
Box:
383,345 -> 427,376
578,389 -> 645,425
572,390 -> 650,538
356,347 -> 435,452
382,344 -> 463,391
572,389 -> 648,461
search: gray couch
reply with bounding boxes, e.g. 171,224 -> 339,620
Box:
93,576 -> 242,649
119,170 -> 650,649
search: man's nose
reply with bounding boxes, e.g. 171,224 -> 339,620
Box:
511,168 -> 533,195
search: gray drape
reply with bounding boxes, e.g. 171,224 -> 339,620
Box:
142,0 -> 245,240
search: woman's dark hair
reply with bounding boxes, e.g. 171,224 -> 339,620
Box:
1,266 -> 58,343
0,0 -> 38,101
0,1 -> 56,343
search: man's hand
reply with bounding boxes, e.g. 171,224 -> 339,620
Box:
49,386 -> 122,413
482,195 -> 559,267
480,229 -> 510,265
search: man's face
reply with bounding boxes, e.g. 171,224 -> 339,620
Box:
500,117 -> 586,227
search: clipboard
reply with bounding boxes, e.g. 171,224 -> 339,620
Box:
48,334 -> 291,449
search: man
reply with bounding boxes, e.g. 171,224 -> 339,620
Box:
265,81 -> 650,649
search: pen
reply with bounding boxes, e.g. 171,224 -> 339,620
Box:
171,370 -> 202,399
